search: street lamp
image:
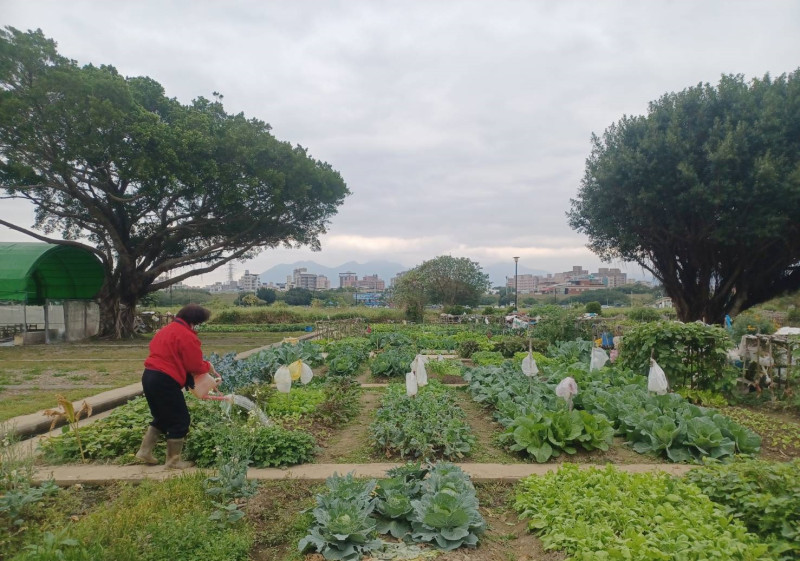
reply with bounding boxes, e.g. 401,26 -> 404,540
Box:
513,256 -> 520,311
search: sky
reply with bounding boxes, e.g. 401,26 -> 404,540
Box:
2,0 -> 799,285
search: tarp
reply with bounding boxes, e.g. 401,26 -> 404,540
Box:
0,242 -> 104,304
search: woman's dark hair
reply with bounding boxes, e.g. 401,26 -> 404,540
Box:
176,303 -> 211,326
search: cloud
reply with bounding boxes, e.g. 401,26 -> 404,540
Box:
1,0 -> 798,285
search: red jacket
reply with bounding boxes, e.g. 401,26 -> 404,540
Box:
144,318 -> 211,387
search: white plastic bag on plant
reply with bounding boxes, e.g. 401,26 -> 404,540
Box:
648,359 -> 668,394
590,347 -> 609,371
405,371 -> 418,397
555,376 -> 579,399
300,361 -> 313,385
275,365 -> 292,394
521,352 -> 539,377
416,360 -> 428,387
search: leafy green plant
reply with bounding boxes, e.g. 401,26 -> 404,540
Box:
409,463 -> 486,551
498,409 -> 613,462
515,464 -> 770,560
369,348 -> 415,378
42,395 -> 92,462
469,351 -> 505,366
677,387 -> 728,408
14,530 -> 98,561
425,358 -> 463,377
617,321 -> 732,390
685,459 -> 800,560
299,473 -> 382,561
369,382 -> 475,460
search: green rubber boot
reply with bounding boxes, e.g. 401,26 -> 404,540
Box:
135,426 -> 162,465
164,438 -> 195,470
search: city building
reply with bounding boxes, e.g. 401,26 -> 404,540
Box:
239,270 -> 261,292
596,267 -> 627,288
356,274 -> 385,291
339,272 -> 358,288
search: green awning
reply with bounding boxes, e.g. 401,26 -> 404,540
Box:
0,242 -> 104,305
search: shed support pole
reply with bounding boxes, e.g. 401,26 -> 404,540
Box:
44,299 -> 49,344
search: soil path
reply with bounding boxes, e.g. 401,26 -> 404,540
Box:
454,389 -> 520,463
314,388 -> 382,462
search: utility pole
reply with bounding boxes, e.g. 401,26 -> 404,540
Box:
513,256 -> 520,311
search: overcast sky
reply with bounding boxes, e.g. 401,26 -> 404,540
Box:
2,1 -> 799,284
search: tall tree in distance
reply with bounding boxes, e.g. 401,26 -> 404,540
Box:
568,71 -> 800,323
392,256 -> 491,320
0,28 -> 349,337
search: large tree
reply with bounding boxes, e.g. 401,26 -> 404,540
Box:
0,28 -> 348,337
393,256 -> 490,316
568,71 -> 800,323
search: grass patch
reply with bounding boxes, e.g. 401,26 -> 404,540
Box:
9,474 -> 253,561
0,389 -> 95,422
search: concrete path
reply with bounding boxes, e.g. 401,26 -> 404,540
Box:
33,462 -> 695,486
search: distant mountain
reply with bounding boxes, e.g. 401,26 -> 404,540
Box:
260,260 -> 550,287
260,260 -> 408,285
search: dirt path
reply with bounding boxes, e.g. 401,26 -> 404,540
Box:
314,388 -> 382,463
454,389 -> 521,463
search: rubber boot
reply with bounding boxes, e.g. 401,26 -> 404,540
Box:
135,426 -> 162,465
164,438 -> 194,470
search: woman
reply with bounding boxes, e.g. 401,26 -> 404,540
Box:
135,303 -> 219,469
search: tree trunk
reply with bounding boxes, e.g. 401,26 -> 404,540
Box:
97,284 -> 138,339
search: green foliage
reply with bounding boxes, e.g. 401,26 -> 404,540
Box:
370,348 -> 416,378
530,307 -> 590,344
676,387 -> 729,408
67,474 -> 252,561
0,27 -> 349,338
256,287 -> 277,304
409,463 -> 486,551
325,337 -> 372,376
196,322 -> 307,333
299,473 -> 382,561
41,395 -> 316,468
1,428 -> 59,529
626,307 -> 663,322
617,321 -> 732,390
731,310 -> 778,340
425,358 -> 463,377
397,256 -> 491,308
585,301 -> 602,315
490,335 -> 529,358
457,339 -> 481,359
301,463 -> 485,557
311,377 -> 362,427
282,287 -> 313,306
469,351 -> 505,366
260,386 -> 326,417
369,382 -> 475,460
498,409 -> 613,462
568,70 -> 800,324
204,436 -> 258,529
684,459 -> 800,560
515,464 -> 769,560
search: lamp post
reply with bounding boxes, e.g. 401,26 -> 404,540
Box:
513,256 -> 520,311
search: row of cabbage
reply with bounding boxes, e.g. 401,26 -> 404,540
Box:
464,345 -> 761,463
299,463 -> 485,560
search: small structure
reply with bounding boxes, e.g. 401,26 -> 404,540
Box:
0,242 -> 104,344
735,332 -> 798,394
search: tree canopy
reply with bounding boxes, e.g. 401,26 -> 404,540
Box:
0,28 -> 349,336
568,71 -> 800,323
392,256 -> 490,318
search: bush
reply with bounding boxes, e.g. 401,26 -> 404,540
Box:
585,301 -> 602,315
490,335 -> 529,358
731,309 -> 777,340
626,307 -> 662,322
617,321 -> 732,390
457,340 -> 481,359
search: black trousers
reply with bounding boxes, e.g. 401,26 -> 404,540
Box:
141,369 -> 190,439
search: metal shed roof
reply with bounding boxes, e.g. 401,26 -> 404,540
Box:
0,242 -> 104,304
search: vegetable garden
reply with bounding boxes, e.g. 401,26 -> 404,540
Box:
2,321 -> 799,560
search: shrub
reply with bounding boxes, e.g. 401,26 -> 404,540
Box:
617,321 -> 732,390
626,307 -> 662,322
585,301 -> 602,315
731,310 -> 777,340
490,335 -> 528,358
469,351 -> 505,366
